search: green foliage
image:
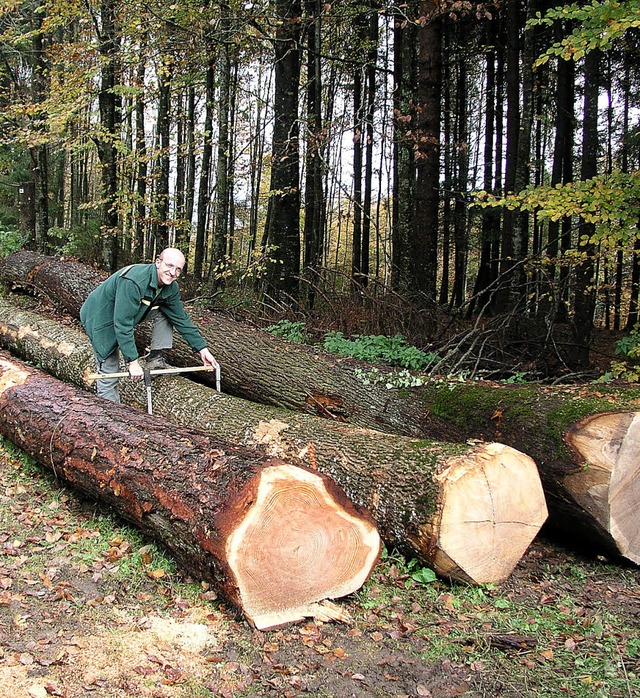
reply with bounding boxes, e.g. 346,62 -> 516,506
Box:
265,319 -> 310,343
475,171 -> 640,246
408,561 -> 438,586
530,0 -> 640,66
599,327 -> 640,382
323,331 -> 437,371
0,225 -> 27,259
47,223 -> 102,260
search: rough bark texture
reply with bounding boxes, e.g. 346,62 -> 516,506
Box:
0,299 -> 548,584
0,251 -> 431,436
410,381 -> 640,564
0,350 -> 380,629
3,252 -> 640,563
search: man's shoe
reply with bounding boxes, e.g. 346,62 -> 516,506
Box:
144,354 -> 172,371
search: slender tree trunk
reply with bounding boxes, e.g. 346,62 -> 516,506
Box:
391,15 -> 416,294
194,53 -> 215,279
495,0 -> 521,311
152,54 -> 172,253
303,0 -> 325,304
185,86 -> 197,232
573,51 -> 600,367
361,7 -> 377,286
414,0 -> 442,301
451,38 -> 467,307
209,6 -> 233,287
95,0 -> 122,270
30,0 -> 50,252
544,44 -> 574,320
134,37 -> 147,260
263,0 -> 302,299
351,16 -> 364,291
471,20 -> 497,313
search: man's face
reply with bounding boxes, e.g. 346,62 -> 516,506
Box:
155,252 -> 185,286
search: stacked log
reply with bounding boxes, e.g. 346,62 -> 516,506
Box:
0,349 -> 381,629
2,252 -> 638,565
0,299 -> 548,583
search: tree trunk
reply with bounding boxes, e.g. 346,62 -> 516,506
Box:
194,53 -> 215,280
414,0 -> 442,301
302,0 -> 325,304
391,14 -> 416,295
95,0 -> 122,270
0,349 -> 380,630
0,299 -> 548,584
263,0 -> 302,300
152,54 -> 172,253
573,50 -> 600,367
209,5 -> 233,286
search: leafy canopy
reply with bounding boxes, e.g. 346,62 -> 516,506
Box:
476,171 -> 640,245
530,0 -> 640,66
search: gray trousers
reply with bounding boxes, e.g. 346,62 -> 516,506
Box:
94,312 -> 173,402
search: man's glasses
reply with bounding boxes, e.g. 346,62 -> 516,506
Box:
160,260 -> 183,276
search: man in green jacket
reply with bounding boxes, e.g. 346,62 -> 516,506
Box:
80,247 -> 218,402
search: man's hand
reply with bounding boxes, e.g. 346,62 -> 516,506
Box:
128,359 -> 144,381
199,347 -> 219,369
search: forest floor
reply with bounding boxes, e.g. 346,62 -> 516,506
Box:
0,439 -> 638,698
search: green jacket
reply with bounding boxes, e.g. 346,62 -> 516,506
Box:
80,263 -> 207,363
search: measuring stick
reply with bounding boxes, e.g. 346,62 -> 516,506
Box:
87,364 -> 218,386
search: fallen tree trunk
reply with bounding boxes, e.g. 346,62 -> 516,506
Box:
0,299 -> 548,584
0,350 -> 380,630
0,251 -> 431,436
0,301 -> 547,583
3,253 -> 638,564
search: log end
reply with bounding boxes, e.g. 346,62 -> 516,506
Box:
423,443 -> 548,584
567,411 -> 640,564
226,463 -> 381,630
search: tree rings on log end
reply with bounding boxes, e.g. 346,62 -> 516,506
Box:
226,464 -> 381,630
567,411 -> 640,564
429,443 -> 548,584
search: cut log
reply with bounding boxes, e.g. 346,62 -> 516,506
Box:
0,251 -> 431,436
0,299 -> 549,583
0,350 -> 380,630
5,255 -> 639,564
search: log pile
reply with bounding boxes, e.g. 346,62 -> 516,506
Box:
0,350 -> 380,629
0,299 -> 548,584
1,250 -> 638,576
0,251 -> 430,436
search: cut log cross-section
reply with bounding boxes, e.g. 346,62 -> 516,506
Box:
0,351 -> 380,629
565,412 -> 640,563
0,300 -> 549,583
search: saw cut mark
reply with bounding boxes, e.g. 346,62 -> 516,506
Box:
436,444 -> 547,584
227,464 -> 380,628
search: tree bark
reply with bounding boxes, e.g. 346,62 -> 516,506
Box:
263,0 -> 302,299
0,298 -> 548,584
0,349 -> 380,630
0,251 -> 435,437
